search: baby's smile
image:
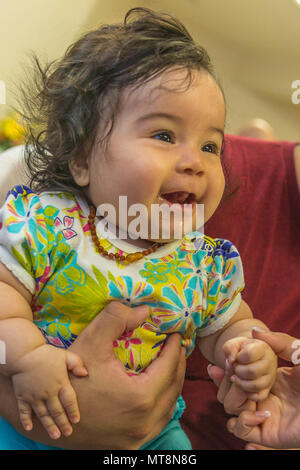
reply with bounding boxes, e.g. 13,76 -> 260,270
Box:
159,191 -> 197,205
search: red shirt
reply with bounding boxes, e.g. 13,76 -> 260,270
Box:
181,134 -> 300,449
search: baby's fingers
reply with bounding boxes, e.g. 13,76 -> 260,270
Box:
223,337 -> 249,374
231,374 -> 271,401
234,356 -> 269,380
66,351 -> 88,377
236,340 -> 266,364
17,399 -> 33,432
59,383 -> 80,425
47,396 -> 73,436
32,401 -> 62,440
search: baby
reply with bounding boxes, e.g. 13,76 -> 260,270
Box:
0,8 -> 277,450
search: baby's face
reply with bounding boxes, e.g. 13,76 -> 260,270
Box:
83,68 -> 225,245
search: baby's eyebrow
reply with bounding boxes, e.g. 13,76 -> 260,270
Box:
135,112 -> 182,124
208,126 -> 224,141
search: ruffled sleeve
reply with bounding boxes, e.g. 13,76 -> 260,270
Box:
197,238 -> 245,338
0,185 -> 56,295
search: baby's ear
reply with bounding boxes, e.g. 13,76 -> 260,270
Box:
69,156 -> 90,186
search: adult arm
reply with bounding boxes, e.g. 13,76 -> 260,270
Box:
0,302 -> 186,449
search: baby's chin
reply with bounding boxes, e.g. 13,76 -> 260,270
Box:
125,220 -> 200,247
125,233 -> 182,248
145,230 -> 196,245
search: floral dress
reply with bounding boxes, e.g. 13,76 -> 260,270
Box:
0,185 -> 244,374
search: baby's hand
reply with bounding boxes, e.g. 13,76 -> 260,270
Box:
11,344 -> 88,440
222,336 -> 277,402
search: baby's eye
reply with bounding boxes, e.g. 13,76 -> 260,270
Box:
152,131 -> 174,143
202,143 -> 219,155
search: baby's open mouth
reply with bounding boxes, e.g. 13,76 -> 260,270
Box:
160,191 -> 196,205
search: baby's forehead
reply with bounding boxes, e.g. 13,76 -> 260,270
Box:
122,68 -> 196,101
118,68 -> 224,118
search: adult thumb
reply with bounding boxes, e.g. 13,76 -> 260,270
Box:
252,328 -> 300,364
207,364 -> 225,387
71,301 -> 150,357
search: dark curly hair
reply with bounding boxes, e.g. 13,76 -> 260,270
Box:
19,7 -> 223,197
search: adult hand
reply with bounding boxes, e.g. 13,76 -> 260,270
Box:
0,301 -> 186,449
68,301 -> 186,449
207,364 -> 256,417
212,330 -> 300,449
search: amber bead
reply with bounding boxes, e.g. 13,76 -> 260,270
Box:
126,252 -> 144,263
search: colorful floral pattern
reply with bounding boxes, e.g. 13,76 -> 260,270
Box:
0,187 -> 245,374
108,274 -> 155,305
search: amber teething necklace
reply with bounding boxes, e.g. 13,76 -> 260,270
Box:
88,205 -> 160,263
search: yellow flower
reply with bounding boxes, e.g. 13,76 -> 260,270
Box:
1,115 -> 25,143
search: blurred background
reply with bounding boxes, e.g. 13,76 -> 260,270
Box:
0,0 -> 299,142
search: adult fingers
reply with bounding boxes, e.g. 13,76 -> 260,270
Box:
206,364 -> 239,408
227,410 -> 270,443
216,373 -> 233,405
137,336 -> 186,444
207,364 -> 225,387
245,443 -> 275,450
207,364 -> 255,414
72,302 -> 150,360
252,329 -> 300,364
143,333 -> 186,394
223,383 -> 256,415
115,335 -> 185,447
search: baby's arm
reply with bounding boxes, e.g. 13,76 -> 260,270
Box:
0,262 -> 87,439
198,300 -> 277,402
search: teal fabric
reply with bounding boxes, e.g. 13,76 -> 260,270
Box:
0,417 -> 60,450
0,396 -> 191,450
140,396 -> 192,450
